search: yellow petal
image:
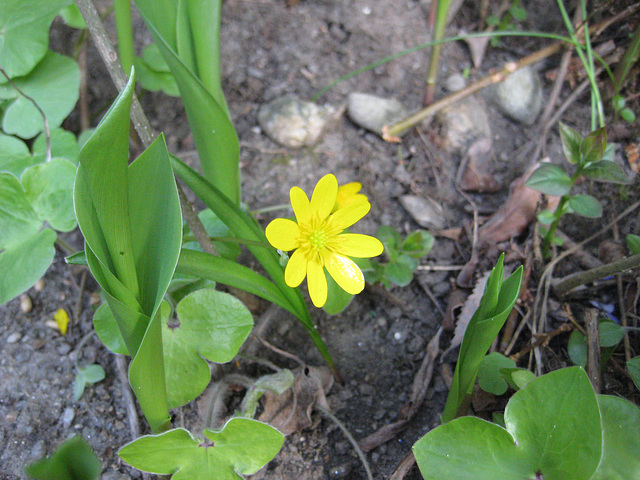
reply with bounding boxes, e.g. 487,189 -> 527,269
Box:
307,258 -> 328,307
54,308 -> 70,335
335,182 -> 368,210
310,174 -> 338,220
332,233 -> 384,258
265,218 -> 301,251
327,200 -> 371,231
290,186 -> 311,224
284,248 -> 307,287
323,252 -> 365,295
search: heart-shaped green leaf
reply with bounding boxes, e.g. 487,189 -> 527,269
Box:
0,228 -> 56,305
118,419 -> 284,480
591,395 -> 640,480
164,289 -> 253,408
0,134 -> 36,176
2,51 -> 80,139
415,367 -> 602,480
21,158 -> 77,232
32,128 -> 80,164
525,163 -> 572,196
0,0 -> 72,78
478,352 -> 516,395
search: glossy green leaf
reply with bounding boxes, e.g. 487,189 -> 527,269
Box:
580,127 -> 607,165
441,254 -> 523,422
598,319 -> 624,347
568,330 -> 587,367
164,289 -> 253,408
193,208 -> 241,259
620,107 -> 636,123
134,43 -> 180,97
33,128 -> 80,164
592,395 -> 640,480
525,163 -> 572,196
501,367 -> 536,390
478,352 -> 516,395
627,234 -> 640,255
536,209 -> 555,225
323,271 -> 354,315
559,123 -> 582,165
134,0 -> 240,204
21,158 -> 77,232
0,0 -> 72,78
377,225 -> 401,257
506,367 -> 601,479
415,367 -> 602,480
582,160 -> 632,184
25,436 -> 100,480
58,3 -> 86,29
627,356 -> 640,392
118,419 -> 284,480
176,249 -> 299,318
0,228 -> 56,305
93,302 -> 129,355
72,364 -> 106,401
384,260 -> 413,287
567,194 -> 602,218
401,230 -> 434,258
2,51 -> 80,139
0,134 -> 36,176
0,172 -> 41,246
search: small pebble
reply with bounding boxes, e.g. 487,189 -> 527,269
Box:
61,407 -> 75,429
57,343 -> 72,355
6,332 -> 22,344
445,73 -> 466,92
19,294 -> 33,313
329,463 -> 352,479
34,278 -> 45,292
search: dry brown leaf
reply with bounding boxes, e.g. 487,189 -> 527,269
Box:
478,161 -> 558,245
458,138 -> 500,193
258,366 -> 333,435
443,269 -> 491,358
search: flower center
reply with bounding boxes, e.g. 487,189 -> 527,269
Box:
309,229 -> 328,250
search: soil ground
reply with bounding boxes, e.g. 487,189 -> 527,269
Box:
1,1 -> 639,479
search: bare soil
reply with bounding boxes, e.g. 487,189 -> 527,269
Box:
1,1 -> 639,479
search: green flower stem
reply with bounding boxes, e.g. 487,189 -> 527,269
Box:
554,253 -> 640,297
556,0 -> 604,129
424,0 -> 452,105
114,0 -> 134,74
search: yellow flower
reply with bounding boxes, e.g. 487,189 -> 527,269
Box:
334,182 -> 368,211
266,174 -> 383,308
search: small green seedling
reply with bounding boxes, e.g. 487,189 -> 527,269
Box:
526,123 -> 632,257
72,364 -> 106,402
612,94 -> 636,124
363,226 -> 434,288
486,1 -> 528,46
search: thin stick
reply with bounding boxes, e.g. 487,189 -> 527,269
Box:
585,308 -> 601,393
383,41 -> 563,140
553,253 -> 640,297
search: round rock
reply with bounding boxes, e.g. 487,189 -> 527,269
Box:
487,65 -> 543,125
347,92 -> 409,135
258,94 -> 341,148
